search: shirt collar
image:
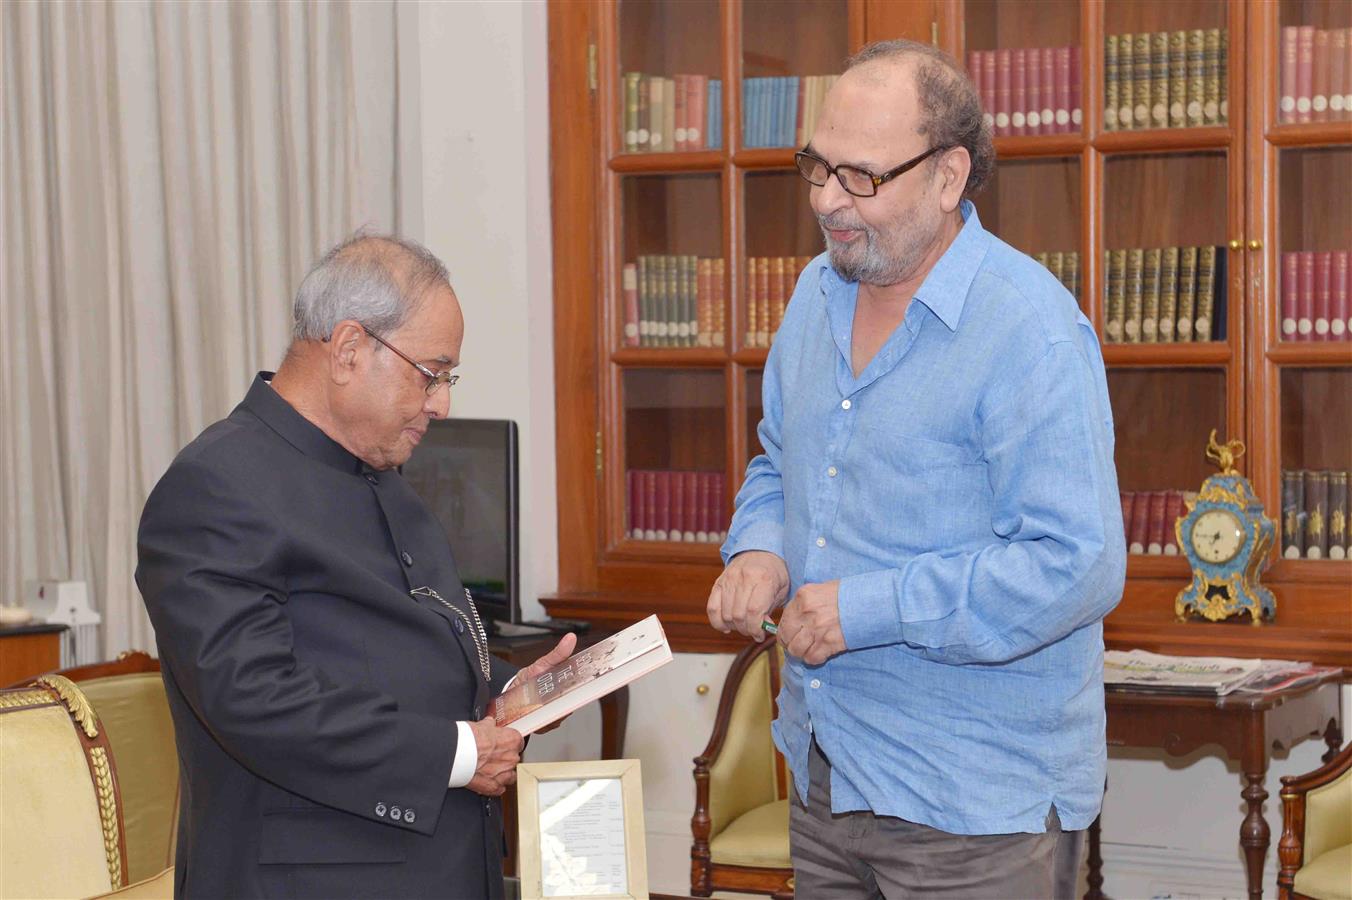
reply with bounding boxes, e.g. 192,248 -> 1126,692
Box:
241,372 -> 367,474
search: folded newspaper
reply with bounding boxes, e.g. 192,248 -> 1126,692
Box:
1104,649 -> 1333,696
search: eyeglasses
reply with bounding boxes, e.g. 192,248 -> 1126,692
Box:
363,328 -> 460,395
793,145 -> 949,198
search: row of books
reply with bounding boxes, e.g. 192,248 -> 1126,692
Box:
1280,251 -> 1351,342
1279,27 -> 1352,123
626,469 -> 728,543
1104,29 -> 1228,131
1104,246 -> 1226,344
1282,469 -> 1349,560
1032,250 -> 1081,300
622,73 -> 722,153
622,256 -> 726,348
742,75 -> 838,149
745,256 -> 814,349
967,47 -> 1081,137
1121,490 -> 1192,555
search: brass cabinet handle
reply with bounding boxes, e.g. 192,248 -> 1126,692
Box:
1228,239 -> 1242,251
1248,239 -> 1263,250
696,683 -> 710,696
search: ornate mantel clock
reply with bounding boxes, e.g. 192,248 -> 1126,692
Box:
1174,431 -> 1277,625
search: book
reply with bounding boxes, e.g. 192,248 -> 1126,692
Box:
642,471 -> 657,540
669,469 -> 686,542
756,256 -> 771,347
1133,32 -> 1152,129
1282,469 -> 1306,558
1219,28 -> 1229,122
1334,251 -> 1349,341
1159,246 -> 1179,342
1313,29 -> 1331,121
1177,246 -> 1198,342
1040,46 -> 1055,135
745,256 -> 758,347
1280,28 -> 1298,123
1105,34 -> 1120,131
1119,492 -> 1134,546
1012,48 -> 1027,135
1281,252 -> 1299,340
770,256 -> 787,341
492,615 -> 673,736
1105,249 -> 1126,343
1329,471 -> 1348,560
1069,46 -> 1082,130
1151,31 -> 1169,130
1169,30 -> 1188,129
1124,248 -> 1144,342
1297,26 -> 1314,123
1314,251 -> 1332,340
1298,251 -> 1315,340
1203,28 -> 1222,125
1027,47 -> 1042,134
674,74 -> 689,150
1186,29 -> 1205,127
1142,248 -> 1161,342
697,258 -> 713,347
713,257 -> 726,347
622,263 -> 639,347
981,53 -> 997,133
995,49 -> 1012,136
1064,250 -> 1080,300
1128,489 -> 1149,554
1104,649 -> 1266,695
1146,490 -> 1168,554
1054,46 -> 1072,133
1305,470 -> 1329,559
1118,34 -> 1135,130
1164,491 -> 1185,555
1195,245 -> 1216,342
1332,29 -> 1349,121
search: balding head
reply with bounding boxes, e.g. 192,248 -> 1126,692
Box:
291,233 -> 451,343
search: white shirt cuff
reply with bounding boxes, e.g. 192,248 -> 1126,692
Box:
448,721 -> 478,788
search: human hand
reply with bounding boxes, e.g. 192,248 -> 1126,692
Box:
466,717 -> 525,796
778,580 -> 846,665
512,633 -> 578,734
707,550 -> 789,640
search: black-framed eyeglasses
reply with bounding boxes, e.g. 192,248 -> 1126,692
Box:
793,145 -> 949,198
336,327 -> 459,395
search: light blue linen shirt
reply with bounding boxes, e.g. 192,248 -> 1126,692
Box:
722,201 -> 1126,835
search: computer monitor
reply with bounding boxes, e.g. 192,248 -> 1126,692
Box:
402,418 -> 520,627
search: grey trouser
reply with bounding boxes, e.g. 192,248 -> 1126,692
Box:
789,740 -> 1086,899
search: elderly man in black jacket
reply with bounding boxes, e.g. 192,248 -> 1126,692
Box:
137,234 -> 573,899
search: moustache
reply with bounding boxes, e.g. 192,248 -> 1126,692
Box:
818,216 -> 868,234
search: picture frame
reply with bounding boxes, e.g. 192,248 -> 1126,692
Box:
516,758 -> 648,900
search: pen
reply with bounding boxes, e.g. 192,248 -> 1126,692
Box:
760,619 -> 778,635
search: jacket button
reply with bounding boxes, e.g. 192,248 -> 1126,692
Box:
390,806 -> 402,820
375,802 -> 387,816
365,473 -> 379,485
453,618 -> 465,634
400,551 -> 413,566
403,809 -> 415,823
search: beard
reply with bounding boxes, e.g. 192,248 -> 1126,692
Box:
818,193 -> 939,287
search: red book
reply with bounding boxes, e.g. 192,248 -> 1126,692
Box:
1068,46 -> 1082,131
1281,27 -> 1299,122
1041,46 -> 1055,135
703,471 -> 719,541
1129,491 -> 1150,554
627,470 -> 639,539
1164,492 -> 1186,555
714,472 -> 727,538
968,49 -> 980,78
1053,47 -> 1071,134
1120,492 -> 1135,549
995,49 -> 1012,136
693,471 -> 709,542
1314,251 -> 1333,340
1298,251 -> 1315,340
1146,491 -> 1168,554
683,470 -> 699,541
1330,29 -> 1348,122
643,471 -> 658,540
1297,26 -> 1315,123
970,50 -> 990,130
1281,252 -> 1299,341
673,74 -> 689,151
654,470 -> 672,540
670,470 -> 686,541
1026,48 -> 1042,135
982,51 -> 997,133
1012,48 -> 1028,135
622,262 -> 640,347
1313,29 -> 1331,122
1333,251 -> 1350,341
689,75 -> 707,150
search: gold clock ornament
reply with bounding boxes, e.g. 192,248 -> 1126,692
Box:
1174,431 -> 1277,624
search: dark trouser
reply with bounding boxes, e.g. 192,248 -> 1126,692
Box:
789,740 -> 1085,899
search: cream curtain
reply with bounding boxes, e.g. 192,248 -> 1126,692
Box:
1,0 -> 404,655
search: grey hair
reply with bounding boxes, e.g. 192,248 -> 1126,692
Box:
845,39 -> 996,200
292,231 -> 451,341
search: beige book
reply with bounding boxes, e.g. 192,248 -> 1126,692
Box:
1106,249 -> 1127,343
1159,247 -> 1180,342
1142,248 -> 1162,342
1151,32 -> 1170,129
1168,32 -> 1187,128
1186,30 -> 1205,127
1124,248 -> 1145,342
1134,32 -> 1153,129
1177,246 -> 1198,341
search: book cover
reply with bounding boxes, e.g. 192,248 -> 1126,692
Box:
995,49 -> 1012,136
1142,247 -> 1162,342
1159,247 -> 1179,342
1280,27 -> 1299,123
686,255 -> 700,346
1305,470 -> 1329,559
689,75 -> 706,150
1105,34 -> 1120,131
1117,35 -> 1135,130
492,615 -> 674,736
1027,47 -> 1042,134
1177,246 -> 1198,342
663,77 -> 676,152
1146,490 -> 1168,554
1213,242 -> 1227,340
666,254 -> 682,346
669,469 -> 686,542
622,263 -> 639,347
1012,48 -> 1027,135
1203,28 -> 1221,125
1281,252 -> 1299,341
1333,251 -> 1349,340
1296,26 -> 1314,123
642,470 -> 658,541
708,79 -> 722,150
1041,46 -> 1055,135
1069,45 -> 1082,130
1313,29 -> 1331,122
1065,250 -> 1080,300
654,469 -> 671,541
648,76 -> 664,151
1129,489 -> 1149,554
637,256 -> 651,347
674,73 -> 689,151
1164,491 -> 1185,555
1124,248 -> 1144,343
697,258 -> 713,348
1282,469 -> 1305,559
1297,251 -> 1315,340
1186,29 -> 1205,127
683,470 -> 699,542
1133,32 -> 1152,129
770,256 -> 786,339
756,256 -> 771,347
1314,251 -> 1332,341
1167,30 -> 1186,129
713,257 -> 726,347
1151,31 -> 1169,130
637,76 -> 651,150
1332,29 -> 1348,121
981,57 -> 997,132
745,256 -> 759,347
1105,249 -> 1126,343
1329,471 -> 1348,560
1054,46 -> 1071,133
1195,245 -> 1216,342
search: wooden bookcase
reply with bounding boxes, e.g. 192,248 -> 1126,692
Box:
546,0 -> 1351,662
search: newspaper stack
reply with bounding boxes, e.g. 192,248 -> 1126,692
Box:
1104,650 -> 1337,696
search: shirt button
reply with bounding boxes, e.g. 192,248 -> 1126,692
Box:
375,802 -> 387,816
810,679 -> 821,689
841,399 -> 852,410
401,551 -> 414,566
815,537 -> 826,548
365,473 -> 379,485
827,466 -> 838,477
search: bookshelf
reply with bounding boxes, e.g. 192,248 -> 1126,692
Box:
546,0 -> 1351,662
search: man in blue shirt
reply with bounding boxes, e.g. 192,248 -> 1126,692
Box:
708,39 -> 1125,899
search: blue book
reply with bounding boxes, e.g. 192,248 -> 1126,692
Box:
784,76 -> 800,146
771,78 -> 785,147
742,79 -> 755,148
759,78 -> 772,147
708,79 -> 721,150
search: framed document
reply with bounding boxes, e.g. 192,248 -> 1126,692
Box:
517,759 -> 648,899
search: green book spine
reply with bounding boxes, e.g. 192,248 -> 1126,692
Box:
624,73 -> 640,152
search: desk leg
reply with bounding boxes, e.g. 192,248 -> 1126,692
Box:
599,685 -> 629,760
1085,813 -> 1105,900
1240,735 -> 1270,900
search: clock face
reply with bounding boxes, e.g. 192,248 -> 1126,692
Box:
1190,508 -> 1245,565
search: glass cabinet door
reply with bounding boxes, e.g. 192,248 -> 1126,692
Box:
619,0 -> 722,154
740,0 -> 847,150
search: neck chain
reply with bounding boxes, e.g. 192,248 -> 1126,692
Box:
410,586 -> 491,682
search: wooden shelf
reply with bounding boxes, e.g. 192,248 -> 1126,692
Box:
732,148 -> 798,169
1126,553 -> 1191,579
611,348 -> 729,367
1265,121 -> 1352,149
1093,126 -> 1233,154
609,150 -> 724,173
1102,342 -> 1233,366
732,347 -> 770,366
605,539 -> 723,564
1265,342 -> 1352,366
1268,557 -> 1352,584
993,133 -> 1086,159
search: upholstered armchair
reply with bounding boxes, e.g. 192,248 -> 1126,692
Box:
690,638 -> 793,899
0,675 -> 128,897
1278,740 -> 1352,900
59,651 -> 179,886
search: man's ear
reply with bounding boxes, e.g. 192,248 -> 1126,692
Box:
327,320 -> 366,386
937,146 -> 971,213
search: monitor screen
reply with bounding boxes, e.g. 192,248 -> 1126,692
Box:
402,418 -> 519,625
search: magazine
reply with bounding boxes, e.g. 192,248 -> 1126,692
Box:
491,614 -> 673,736
1104,650 -> 1265,695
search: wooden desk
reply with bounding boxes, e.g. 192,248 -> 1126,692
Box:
0,622 -> 68,685
1088,675 -> 1344,900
